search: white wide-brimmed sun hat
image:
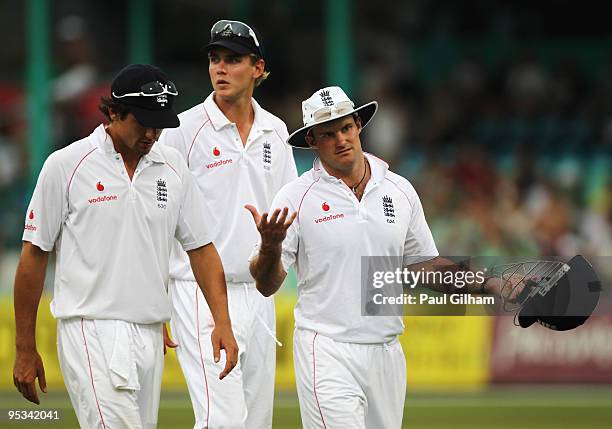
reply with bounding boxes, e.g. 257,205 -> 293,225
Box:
287,86 -> 378,148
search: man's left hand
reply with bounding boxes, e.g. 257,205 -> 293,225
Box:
163,323 -> 178,355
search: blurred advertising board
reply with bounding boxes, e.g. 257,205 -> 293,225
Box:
491,316 -> 612,383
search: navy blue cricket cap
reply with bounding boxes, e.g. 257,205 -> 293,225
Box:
110,64 -> 180,129
205,19 -> 265,59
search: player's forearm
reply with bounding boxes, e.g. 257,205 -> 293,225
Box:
406,256 -> 491,294
188,243 -> 231,326
14,243 -> 49,352
250,243 -> 287,297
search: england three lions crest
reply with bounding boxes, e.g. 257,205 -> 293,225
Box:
263,141 -> 271,170
382,195 -> 395,223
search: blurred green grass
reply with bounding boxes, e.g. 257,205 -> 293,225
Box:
1,387 -> 611,428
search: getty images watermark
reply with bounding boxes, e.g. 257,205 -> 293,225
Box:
361,256 -> 501,317
360,255 -> 612,317
371,266 -> 494,305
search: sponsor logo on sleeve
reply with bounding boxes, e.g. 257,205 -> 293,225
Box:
24,210 -> 37,231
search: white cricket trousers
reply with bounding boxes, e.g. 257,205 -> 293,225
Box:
57,318 -> 164,429
169,279 -> 276,429
293,329 -> 406,429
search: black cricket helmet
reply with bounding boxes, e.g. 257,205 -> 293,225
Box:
517,255 -> 601,331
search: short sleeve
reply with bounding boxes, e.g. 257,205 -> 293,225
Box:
174,160 -> 212,251
22,154 -> 68,251
278,124 -> 298,186
403,181 -> 439,266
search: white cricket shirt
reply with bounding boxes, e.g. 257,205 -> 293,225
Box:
159,93 -> 297,283
23,124 -> 211,323
265,153 -> 438,343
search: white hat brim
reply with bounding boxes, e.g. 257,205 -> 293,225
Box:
287,101 -> 378,149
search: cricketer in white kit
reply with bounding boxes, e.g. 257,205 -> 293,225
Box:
247,86 -> 438,429
13,64 -> 238,429
158,20 -> 297,429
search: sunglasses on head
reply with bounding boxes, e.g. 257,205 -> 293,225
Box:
112,81 -> 178,98
211,20 -> 260,47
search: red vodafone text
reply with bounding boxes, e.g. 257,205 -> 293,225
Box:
314,213 -> 345,224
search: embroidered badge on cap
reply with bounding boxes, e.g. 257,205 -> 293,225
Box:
156,94 -> 168,106
319,90 -> 333,106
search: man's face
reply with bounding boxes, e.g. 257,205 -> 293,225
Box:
111,112 -> 162,157
208,47 -> 264,101
307,115 -> 363,174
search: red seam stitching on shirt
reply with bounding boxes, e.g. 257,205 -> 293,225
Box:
297,178 -> 320,221
67,147 -> 98,197
187,112 -> 211,168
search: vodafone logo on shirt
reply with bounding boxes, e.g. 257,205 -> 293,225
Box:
314,202 -> 345,224
24,209 -> 37,231
206,158 -> 233,169
88,181 -> 118,205
206,147 -> 233,169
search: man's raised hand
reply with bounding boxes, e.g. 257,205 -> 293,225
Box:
244,205 -> 296,248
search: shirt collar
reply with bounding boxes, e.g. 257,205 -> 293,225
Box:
203,93 -> 275,133
93,124 -> 165,164
144,144 -> 165,163
251,98 -> 275,132
312,152 -> 389,184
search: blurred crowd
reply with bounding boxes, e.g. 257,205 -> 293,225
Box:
353,53 -> 612,259
1,4 -> 611,262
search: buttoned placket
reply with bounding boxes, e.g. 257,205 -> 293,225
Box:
335,177 -> 378,222
232,124 -> 263,168
228,124 -> 247,168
